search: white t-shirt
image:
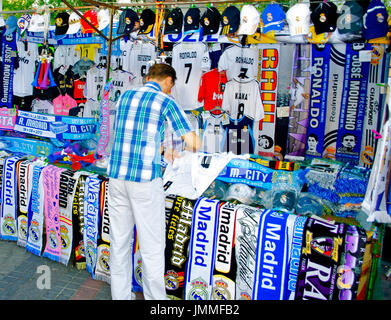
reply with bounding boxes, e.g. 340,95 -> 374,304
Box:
13,41 -> 39,97
126,41 -> 156,86
53,45 -> 80,70
218,45 -> 259,81
200,112 -> 227,153
221,77 -> 264,121
84,66 -> 107,101
171,42 -> 211,110
31,99 -> 54,114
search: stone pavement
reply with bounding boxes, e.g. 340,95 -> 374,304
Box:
0,239 -> 390,300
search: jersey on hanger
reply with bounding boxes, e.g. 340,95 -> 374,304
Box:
221,77 -> 264,121
218,45 -> 259,81
126,41 -> 156,86
200,111 -> 227,154
198,68 -> 228,115
84,66 -> 107,102
222,116 -> 255,155
171,42 -> 211,110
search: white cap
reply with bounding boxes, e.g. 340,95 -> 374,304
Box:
286,3 -> 311,36
66,11 -> 81,34
98,8 -> 110,30
28,13 -> 45,32
237,4 -> 260,35
0,16 -> 5,28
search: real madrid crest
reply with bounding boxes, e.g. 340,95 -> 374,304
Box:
187,277 -> 208,300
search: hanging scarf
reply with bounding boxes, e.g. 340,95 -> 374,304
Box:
234,204 -> 262,300
94,178 -> 111,284
164,195 -> 196,300
83,174 -> 101,278
1,155 -> 23,241
284,214 -> 307,300
72,173 -> 90,270
295,217 -> 346,300
211,201 -> 237,301
185,197 -> 219,300
0,27 -> 17,109
42,165 -> 64,262
25,161 -> 46,256
253,209 -> 290,300
16,159 -> 31,247
58,169 -> 80,265
96,81 -> 112,157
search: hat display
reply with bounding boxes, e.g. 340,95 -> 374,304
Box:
184,7 -> 201,33
117,8 -> 139,35
200,6 -> 221,36
138,8 -> 155,34
220,5 -> 241,35
261,3 -> 286,33
17,14 -> 31,35
27,13 -> 45,33
286,3 -> 311,36
98,8 -> 110,31
311,1 -> 338,34
81,9 -> 99,34
66,11 -> 81,34
54,12 -> 70,35
4,15 -> 18,37
363,0 -> 389,40
337,1 -> 364,35
164,7 -> 183,35
237,4 -> 260,35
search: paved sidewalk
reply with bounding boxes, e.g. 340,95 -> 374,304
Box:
0,239 -> 390,300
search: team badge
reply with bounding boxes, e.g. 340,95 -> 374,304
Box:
187,277 -> 208,300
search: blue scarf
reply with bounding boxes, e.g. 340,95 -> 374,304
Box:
0,28 -> 17,109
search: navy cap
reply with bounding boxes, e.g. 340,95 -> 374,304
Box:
164,7 -> 183,35
139,8 -> 155,34
200,6 -> 221,36
220,6 -> 240,35
363,0 -> 389,40
184,7 -> 201,33
311,1 -> 338,34
117,9 -> 139,35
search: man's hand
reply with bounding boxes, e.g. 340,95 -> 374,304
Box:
163,148 -> 181,163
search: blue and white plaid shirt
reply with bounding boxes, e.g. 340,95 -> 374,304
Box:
107,81 -> 192,182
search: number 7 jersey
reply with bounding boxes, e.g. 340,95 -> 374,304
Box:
171,42 -> 211,110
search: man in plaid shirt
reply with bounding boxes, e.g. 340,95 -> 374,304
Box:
107,63 -> 201,300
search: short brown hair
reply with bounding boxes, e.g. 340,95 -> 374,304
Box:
147,63 -> 177,83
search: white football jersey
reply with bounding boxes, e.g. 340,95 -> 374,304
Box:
221,77 -> 264,121
126,41 -> 156,86
31,99 -> 54,114
218,45 -> 259,81
84,66 -> 107,101
53,45 -> 80,70
200,112 -> 227,153
171,42 -> 211,110
13,41 -> 39,97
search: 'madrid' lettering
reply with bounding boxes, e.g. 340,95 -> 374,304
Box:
85,178 -> 100,239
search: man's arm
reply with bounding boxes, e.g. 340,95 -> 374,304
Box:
182,131 -> 201,152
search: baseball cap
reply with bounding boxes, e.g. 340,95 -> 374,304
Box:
4,15 -> 18,36
98,8 -> 110,31
17,14 -> 31,35
220,5 -> 240,35
363,0 -> 389,40
117,8 -> 139,35
286,3 -> 311,36
138,8 -> 155,34
237,4 -> 260,35
164,7 -> 183,35
200,6 -> 221,36
54,12 -> 70,35
337,1 -> 364,35
27,13 -> 45,33
261,3 -> 286,34
66,12 -> 81,34
311,1 -> 338,34
184,7 -> 201,34
81,9 -> 99,34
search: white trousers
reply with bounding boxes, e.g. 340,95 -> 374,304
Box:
108,177 -> 167,300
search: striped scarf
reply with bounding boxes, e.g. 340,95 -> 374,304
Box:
16,159 -> 32,247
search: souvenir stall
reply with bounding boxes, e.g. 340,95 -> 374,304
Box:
0,0 -> 390,300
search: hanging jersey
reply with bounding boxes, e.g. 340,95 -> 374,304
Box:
75,44 -> 101,62
221,77 -> 264,121
218,45 -> 259,81
31,99 -> 54,114
171,42 -> 211,110
53,66 -> 75,97
126,41 -> 156,86
84,66 -> 107,101
117,39 -> 134,72
53,45 -> 80,70
223,116 -> 255,155
109,69 -> 136,103
83,99 -> 100,118
13,40 -> 39,97
73,78 -> 87,105
52,93 -> 78,116
200,112 -> 227,153
198,68 -> 228,115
